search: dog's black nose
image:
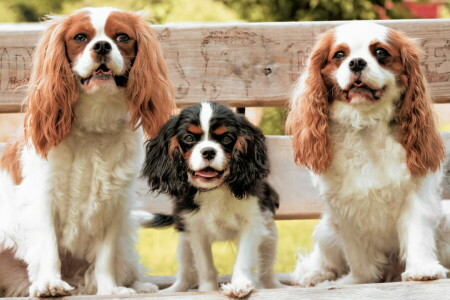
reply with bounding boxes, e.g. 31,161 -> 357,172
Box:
349,58 -> 367,73
201,147 -> 216,160
93,41 -> 112,55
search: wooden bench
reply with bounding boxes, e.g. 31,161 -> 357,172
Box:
1,19 -> 450,299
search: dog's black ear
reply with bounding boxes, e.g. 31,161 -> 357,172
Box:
227,115 -> 269,198
142,116 -> 188,197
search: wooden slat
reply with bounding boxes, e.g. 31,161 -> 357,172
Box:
4,278 -> 450,300
151,273 -> 292,290
0,19 -> 450,112
2,132 -> 450,220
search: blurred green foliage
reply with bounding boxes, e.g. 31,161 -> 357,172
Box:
2,0 -> 72,22
0,0 -> 416,26
260,107 -> 287,135
220,0 -> 413,22
0,0 -> 239,23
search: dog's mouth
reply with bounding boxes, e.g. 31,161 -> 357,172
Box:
80,64 -> 113,86
343,79 -> 385,102
191,167 -> 225,180
80,64 -> 128,87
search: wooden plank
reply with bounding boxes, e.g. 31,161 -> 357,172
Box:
150,273 -> 292,290
1,132 -> 450,220
0,19 -> 450,112
3,278 -> 450,300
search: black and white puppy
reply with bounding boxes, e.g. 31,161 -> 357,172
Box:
142,101 -> 281,298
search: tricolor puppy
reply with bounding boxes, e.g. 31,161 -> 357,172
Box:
142,101 -> 282,298
287,22 -> 450,286
0,7 -> 174,297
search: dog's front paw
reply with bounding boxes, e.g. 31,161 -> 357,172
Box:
131,281 -> 158,293
29,278 -> 74,297
220,280 -> 255,298
110,287 -> 137,295
292,270 -> 336,287
402,263 -> 448,281
97,286 -> 137,295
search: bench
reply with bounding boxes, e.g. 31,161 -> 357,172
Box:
1,19 -> 450,299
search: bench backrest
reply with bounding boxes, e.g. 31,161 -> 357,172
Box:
0,19 -> 449,219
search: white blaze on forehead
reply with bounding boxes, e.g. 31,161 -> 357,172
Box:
85,7 -> 119,36
334,21 -> 389,49
190,102 -> 227,174
200,102 -> 214,139
72,7 -> 125,78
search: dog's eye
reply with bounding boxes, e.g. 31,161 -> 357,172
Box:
74,34 -> 88,43
222,136 -> 233,145
116,34 -> 131,43
333,51 -> 345,60
374,48 -> 389,59
183,134 -> 195,144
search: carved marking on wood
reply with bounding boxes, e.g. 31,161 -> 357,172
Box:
200,29 -> 279,99
0,48 -> 32,92
156,28 -> 171,41
173,50 -> 190,99
422,39 -> 450,83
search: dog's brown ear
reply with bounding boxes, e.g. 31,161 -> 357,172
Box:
24,18 -> 78,158
126,13 -> 176,138
389,29 -> 444,176
286,31 -> 334,174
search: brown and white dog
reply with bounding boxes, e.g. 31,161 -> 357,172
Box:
0,7 -> 175,297
287,22 -> 450,286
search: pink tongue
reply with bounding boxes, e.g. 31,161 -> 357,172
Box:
195,170 -> 219,178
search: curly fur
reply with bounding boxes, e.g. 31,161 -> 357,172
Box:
285,31 -> 334,174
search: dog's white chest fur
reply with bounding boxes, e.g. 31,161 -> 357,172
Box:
315,102 -> 416,249
51,130 -> 138,253
18,94 -> 141,257
183,187 -> 261,241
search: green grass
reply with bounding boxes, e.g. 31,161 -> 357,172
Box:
137,219 -> 318,276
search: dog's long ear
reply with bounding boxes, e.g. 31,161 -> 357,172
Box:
285,31 -> 334,174
127,12 -> 176,138
227,115 -> 269,199
24,17 -> 78,158
389,30 -> 445,176
142,116 -> 187,197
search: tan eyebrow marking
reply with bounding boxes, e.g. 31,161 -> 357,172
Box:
188,125 -> 204,134
213,126 -> 228,135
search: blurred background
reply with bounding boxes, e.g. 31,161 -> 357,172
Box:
0,0 -> 449,276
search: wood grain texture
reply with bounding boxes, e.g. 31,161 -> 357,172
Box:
151,273 -> 292,289
3,278 -> 450,300
0,19 -> 450,112
1,132 -> 450,220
